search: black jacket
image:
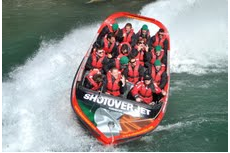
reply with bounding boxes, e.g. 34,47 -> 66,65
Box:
83,77 -> 102,91
158,71 -> 167,89
96,26 -> 123,43
146,65 -> 168,89
104,59 -> 128,73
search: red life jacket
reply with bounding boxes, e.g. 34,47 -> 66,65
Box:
103,36 -> 115,54
131,81 -> 153,104
127,63 -> 140,84
122,28 -> 134,43
86,69 -> 102,91
118,42 -> 131,56
150,49 -> 164,64
137,29 -> 150,43
152,33 -> 166,49
138,84 -> 153,104
115,59 -> 121,70
136,51 -> 145,66
132,81 -> 162,104
151,65 -> 166,85
91,51 -> 105,69
134,45 -> 146,66
106,71 -> 122,96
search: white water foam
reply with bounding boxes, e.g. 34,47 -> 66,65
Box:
2,0 -> 228,151
139,0 -> 228,75
116,0 -> 228,75
2,25 -> 126,152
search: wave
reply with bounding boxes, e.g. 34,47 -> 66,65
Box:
140,0 -> 228,75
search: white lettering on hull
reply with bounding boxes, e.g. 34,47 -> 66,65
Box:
83,93 -> 151,116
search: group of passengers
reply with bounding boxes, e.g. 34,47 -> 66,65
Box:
84,22 -> 169,105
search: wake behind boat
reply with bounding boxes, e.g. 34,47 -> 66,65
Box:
71,12 -> 170,145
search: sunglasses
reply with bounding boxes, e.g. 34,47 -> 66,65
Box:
138,42 -> 144,44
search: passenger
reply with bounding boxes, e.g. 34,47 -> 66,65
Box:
96,23 -> 123,44
84,69 -> 103,91
150,60 -> 167,91
123,57 -> 145,84
122,23 -> 136,46
148,28 -> 169,52
117,42 -> 132,58
112,23 -> 124,43
130,73 -> 162,104
146,45 -> 166,65
136,24 -> 150,44
103,67 -> 127,96
85,46 -> 108,72
104,56 -> 129,73
101,33 -> 118,59
130,38 -> 148,66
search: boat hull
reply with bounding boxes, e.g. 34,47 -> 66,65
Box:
71,12 -> 170,145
